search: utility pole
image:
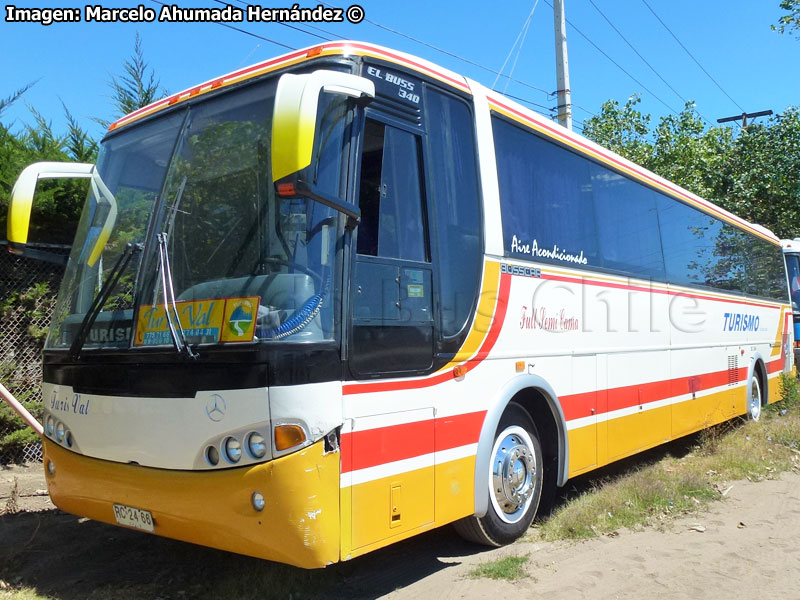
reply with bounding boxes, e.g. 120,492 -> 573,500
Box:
717,110 -> 773,128
553,0 -> 572,130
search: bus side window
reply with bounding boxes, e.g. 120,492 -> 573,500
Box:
356,119 -> 428,263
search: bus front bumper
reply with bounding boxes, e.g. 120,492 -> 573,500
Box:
43,438 -> 340,569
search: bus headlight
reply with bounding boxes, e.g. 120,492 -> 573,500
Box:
247,433 -> 267,459
55,421 -> 65,443
206,445 -> 220,466
223,437 -> 242,463
45,416 -> 55,438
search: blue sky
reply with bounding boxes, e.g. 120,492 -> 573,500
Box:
1,0 -> 798,141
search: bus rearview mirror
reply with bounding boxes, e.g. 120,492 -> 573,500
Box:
8,161 -> 117,266
271,70 -> 374,182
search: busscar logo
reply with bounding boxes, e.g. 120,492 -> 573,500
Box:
205,394 -> 227,422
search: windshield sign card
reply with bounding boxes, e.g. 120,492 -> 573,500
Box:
134,297 -> 259,346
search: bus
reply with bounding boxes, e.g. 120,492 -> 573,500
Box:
782,239 -> 800,365
5,41 -> 793,568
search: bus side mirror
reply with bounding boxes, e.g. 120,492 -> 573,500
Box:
271,69 -> 374,182
8,162 -> 117,267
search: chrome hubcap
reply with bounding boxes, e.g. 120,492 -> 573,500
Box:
492,431 -> 536,519
750,380 -> 761,420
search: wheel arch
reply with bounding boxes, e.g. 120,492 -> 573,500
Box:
747,352 -> 769,407
473,375 -> 568,518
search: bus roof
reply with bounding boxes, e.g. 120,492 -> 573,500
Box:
107,39 -> 779,247
782,239 -> 800,253
107,40 -> 469,132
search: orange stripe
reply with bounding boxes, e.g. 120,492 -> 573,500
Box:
109,41 -> 470,132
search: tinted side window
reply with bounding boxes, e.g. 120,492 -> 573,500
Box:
658,196 -> 722,288
747,235 -> 787,301
357,119 -> 427,262
591,165 -> 665,280
426,89 -> 482,337
658,196 -> 786,300
493,117 -> 598,268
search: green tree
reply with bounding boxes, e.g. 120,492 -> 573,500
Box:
581,95 -> 654,167
583,98 -> 800,239
96,32 -> 167,128
773,0 -> 800,37
718,109 -> 800,235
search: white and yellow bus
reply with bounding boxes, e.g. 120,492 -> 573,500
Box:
6,41 -> 792,568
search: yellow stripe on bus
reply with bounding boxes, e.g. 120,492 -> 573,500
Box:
438,261 -> 501,371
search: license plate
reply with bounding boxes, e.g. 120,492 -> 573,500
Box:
113,503 -> 155,532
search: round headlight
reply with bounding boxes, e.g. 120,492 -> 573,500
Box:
45,416 -> 55,437
65,431 -> 73,448
247,433 -> 267,459
223,437 -> 242,463
206,445 -> 220,466
55,421 -> 65,442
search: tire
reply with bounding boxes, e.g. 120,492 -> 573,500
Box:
453,402 -> 544,546
747,375 -> 763,421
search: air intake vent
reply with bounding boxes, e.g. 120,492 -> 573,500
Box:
727,355 -> 739,386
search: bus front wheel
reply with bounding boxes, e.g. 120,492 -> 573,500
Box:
454,402 -> 543,546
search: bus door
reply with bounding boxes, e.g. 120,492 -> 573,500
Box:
350,117 -> 434,375
347,84 -> 436,549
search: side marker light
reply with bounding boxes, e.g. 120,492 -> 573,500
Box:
274,424 -> 306,451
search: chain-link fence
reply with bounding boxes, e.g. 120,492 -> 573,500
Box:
1,245 -> 68,464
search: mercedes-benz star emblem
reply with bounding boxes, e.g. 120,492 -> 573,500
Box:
205,394 -> 227,422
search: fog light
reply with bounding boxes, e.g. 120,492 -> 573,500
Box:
55,421 -> 65,443
45,416 -> 55,437
223,437 -> 242,463
251,491 -> 265,511
46,460 -> 55,476
247,433 -> 267,459
206,445 -> 220,466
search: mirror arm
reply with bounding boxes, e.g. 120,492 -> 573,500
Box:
294,179 -> 361,230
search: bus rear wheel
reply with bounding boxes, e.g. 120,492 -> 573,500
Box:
454,402 -> 543,546
748,376 -> 763,421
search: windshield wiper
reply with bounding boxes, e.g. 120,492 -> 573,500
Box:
69,242 -> 142,360
157,232 -> 198,359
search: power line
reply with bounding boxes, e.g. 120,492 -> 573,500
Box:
164,0 -> 566,124
587,0 -> 711,125
493,0 -> 540,91
216,0 -> 335,42
316,1 -> 554,99
147,0 -> 297,50
572,103 -> 598,118
504,92 -> 555,114
541,0 -> 680,116
640,0 -> 745,113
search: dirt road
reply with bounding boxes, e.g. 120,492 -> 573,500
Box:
2,463 -> 799,599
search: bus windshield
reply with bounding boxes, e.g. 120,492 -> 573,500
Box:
47,76 -> 347,352
786,253 -> 800,312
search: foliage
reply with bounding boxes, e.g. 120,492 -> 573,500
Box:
0,359 -> 44,459
468,555 -> 530,581
95,32 -> 166,128
539,379 -> 800,541
773,0 -> 800,37
583,99 -> 800,239
0,101 -> 95,245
